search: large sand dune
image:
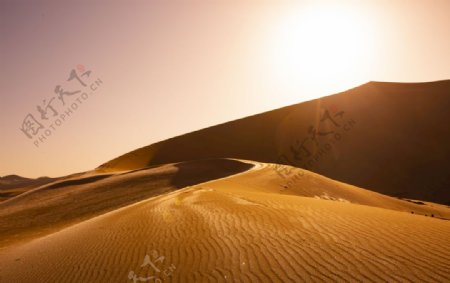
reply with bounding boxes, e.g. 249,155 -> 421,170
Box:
2,81 -> 450,282
1,159 -> 449,282
99,80 -> 450,204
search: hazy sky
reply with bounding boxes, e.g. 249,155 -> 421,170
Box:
1,0 -> 449,178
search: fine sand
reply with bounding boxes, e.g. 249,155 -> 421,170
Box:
0,159 -> 449,282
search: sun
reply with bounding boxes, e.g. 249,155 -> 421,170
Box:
266,2 -> 377,99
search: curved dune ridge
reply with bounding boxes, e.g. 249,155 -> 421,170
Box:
0,159 -> 253,248
0,159 -> 449,282
98,80 -> 450,205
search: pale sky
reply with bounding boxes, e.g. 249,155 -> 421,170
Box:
1,0 -> 449,178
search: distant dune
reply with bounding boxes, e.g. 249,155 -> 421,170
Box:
99,80 -> 450,204
0,175 -> 55,202
1,159 -> 449,282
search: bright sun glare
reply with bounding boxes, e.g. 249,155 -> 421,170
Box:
267,2 -> 377,99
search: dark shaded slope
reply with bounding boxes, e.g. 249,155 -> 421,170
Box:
99,80 -> 450,204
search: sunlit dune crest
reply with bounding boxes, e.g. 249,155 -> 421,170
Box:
0,159 -> 449,282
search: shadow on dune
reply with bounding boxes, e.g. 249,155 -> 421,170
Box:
42,174 -> 114,190
0,159 -> 253,248
99,80 -> 450,204
170,159 -> 253,188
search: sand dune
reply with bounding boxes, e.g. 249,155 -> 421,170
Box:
0,175 -> 55,202
1,159 -> 449,282
0,159 -> 252,248
2,80 -> 450,282
98,80 -> 450,205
